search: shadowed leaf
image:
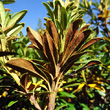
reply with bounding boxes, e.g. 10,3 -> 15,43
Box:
61,52 -> 87,73
43,31 -> 57,76
20,74 -> 29,90
80,38 -> 102,52
6,58 -> 49,82
0,52 -> 17,56
61,30 -> 91,65
63,19 -> 83,54
46,20 -> 59,50
76,60 -> 101,73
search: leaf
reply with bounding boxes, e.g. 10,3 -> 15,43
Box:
0,1 -> 5,27
55,104 -> 68,110
62,19 -> 83,63
46,20 -> 59,50
75,83 -> 85,92
0,51 -> 17,56
61,52 -> 87,73
7,10 -> 27,27
3,0 -> 15,4
80,38 -> 102,52
61,6 -> 67,30
27,26 -> 43,50
4,11 -> 11,28
43,31 -> 57,76
88,84 -> 105,92
76,60 -> 101,73
7,23 -> 25,36
20,74 -> 29,89
43,2 -> 54,20
80,103 -> 90,110
6,58 -> 49,83
8,100 -> 18,107
59,91 -> 76,98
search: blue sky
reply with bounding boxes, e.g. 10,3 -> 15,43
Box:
4,0 -> 52,35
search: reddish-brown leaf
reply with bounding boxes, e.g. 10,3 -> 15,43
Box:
43,31 -> 57,76
80,38 -> 102,52
46,20 -> 59,50
27,26 -> 43,50
61,30 -> 91,65
63,19 -> 83,54
77,24 -> 90,36
20,74 -> 29,90
61,52 -> 87,73
76,60 -> 101,73
6,58 -> 48,80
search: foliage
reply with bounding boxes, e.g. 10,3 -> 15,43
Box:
6,0 -> 101,109
0,0 -> 110,110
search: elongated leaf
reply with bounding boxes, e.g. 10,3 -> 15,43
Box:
43,2 -> 54,20
61,52 -> 87,73
7,10 -> 27,27
62,19 -> 83,62
0,52 -> 17,56
0,1 -> 5,27
76,60 -> 101,73
8,101 -> 18,107
20,74 -> 29,89
55,104 -> 68,110
46,20 -> 59,50
88,84 -> 105,92
62,30 -> 91,63
80,38 -> 102,52
61,6 -> 67,30
7,23 -> 25,36
59,91 -> 76,98
6,58 -> 49,83
27,26 -> 43,50
3,0 -> 15,4
4,11 -> 11,28
71,30 -> 91,53
43,31 -> 57,76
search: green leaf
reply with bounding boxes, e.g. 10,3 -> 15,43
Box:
43,2 -> 54,20
59,91 -> 76,98
4,11 -> 11,28
8,100 -> 18,107
7,10 -> 27,27
55,104 -> 68,110
80,103 -> 90,110
0,1 -> 5,27
61,6 -> 67,30
7,23 -> 25,36
2,0 -> 15,4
